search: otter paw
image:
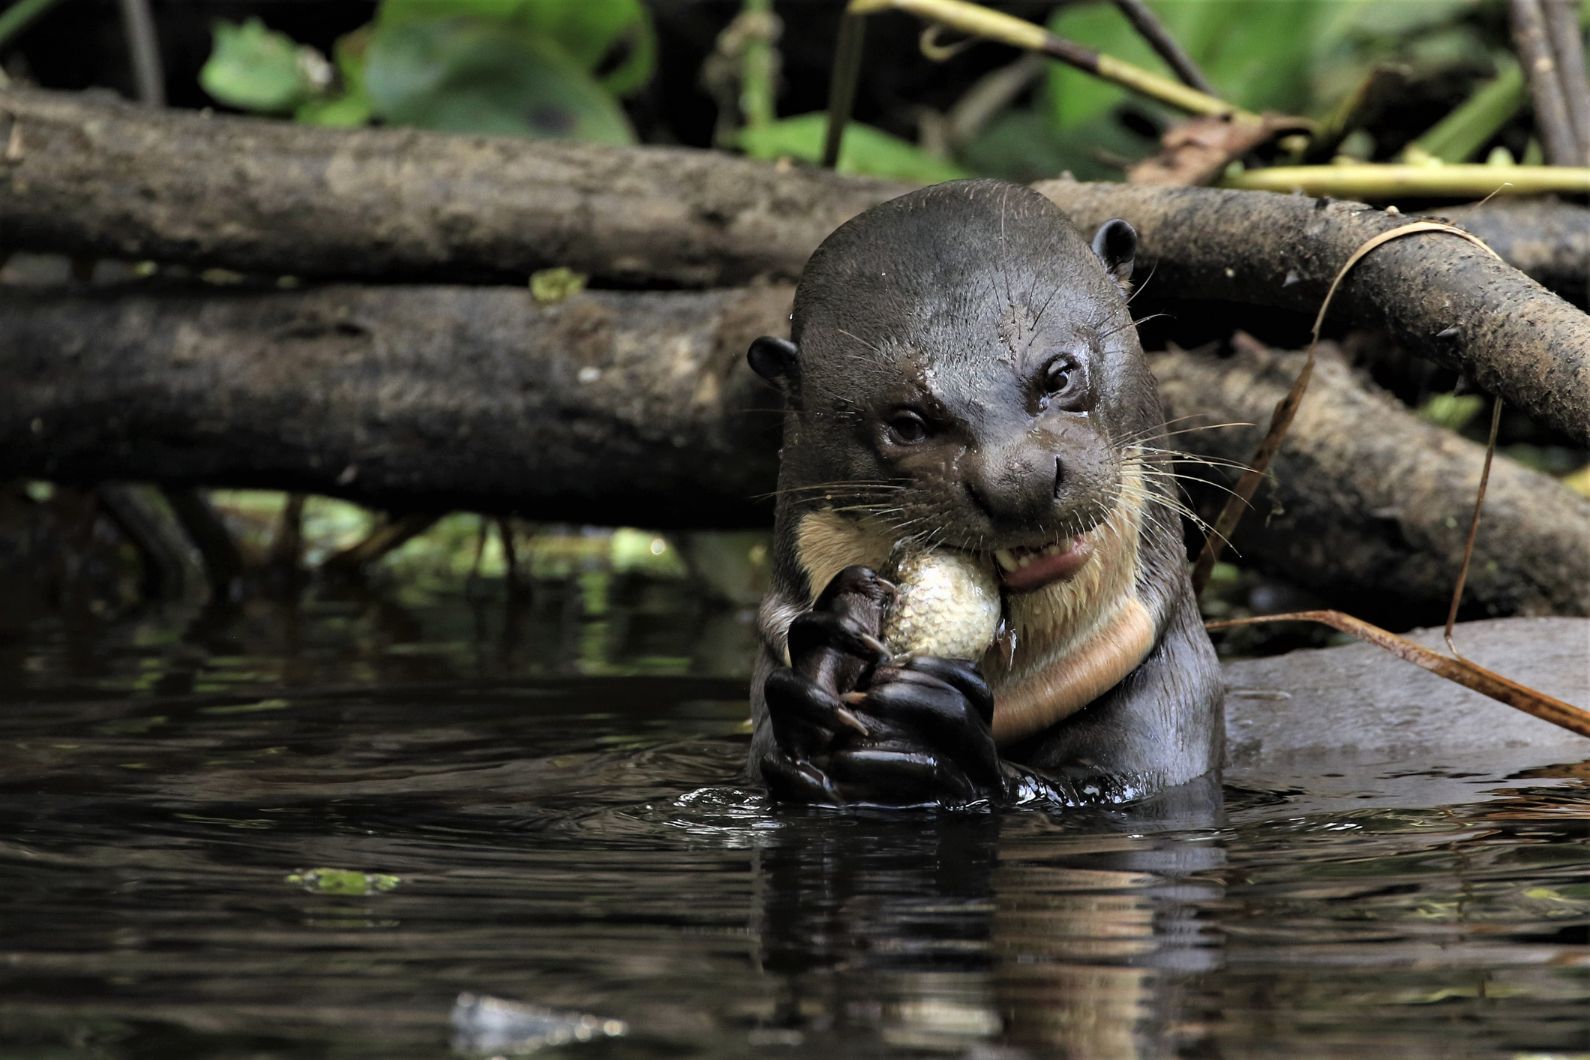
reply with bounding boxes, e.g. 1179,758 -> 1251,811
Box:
834,657 -> 1007,806
763,667 -> 871,761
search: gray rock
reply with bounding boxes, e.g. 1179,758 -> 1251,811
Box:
1221,616 -> 1589,767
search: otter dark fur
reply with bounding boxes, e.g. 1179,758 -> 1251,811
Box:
749,179 -> 1223,807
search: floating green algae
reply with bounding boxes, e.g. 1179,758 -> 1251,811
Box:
286,868 -> 401,896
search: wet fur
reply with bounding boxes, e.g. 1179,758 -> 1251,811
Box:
751,180 -> 1223,800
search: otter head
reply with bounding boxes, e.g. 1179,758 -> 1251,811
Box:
750,179 -> 1154,600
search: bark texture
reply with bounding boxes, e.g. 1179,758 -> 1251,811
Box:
0,88 -> 900,287
1152,342 -> 1590,619
1035,180 -> 1590,443
0,282 -> 791,526
1441,199 -> 1590,304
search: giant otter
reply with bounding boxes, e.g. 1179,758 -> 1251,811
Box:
746,179 -> 1223,808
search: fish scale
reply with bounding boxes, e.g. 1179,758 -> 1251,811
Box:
881,550 -> 1002,661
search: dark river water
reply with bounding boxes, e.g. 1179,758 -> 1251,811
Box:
2,576 -> 1587,1058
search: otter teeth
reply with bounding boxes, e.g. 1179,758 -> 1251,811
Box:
994,539 -> 1075,572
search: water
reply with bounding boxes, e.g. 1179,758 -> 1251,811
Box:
3,579 -> 1587,1058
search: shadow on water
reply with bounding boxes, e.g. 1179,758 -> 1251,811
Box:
1,577 -> 1586,1057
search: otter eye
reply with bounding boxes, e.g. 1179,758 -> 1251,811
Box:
1042,357 -> 1078,397
886,409 -> 930,445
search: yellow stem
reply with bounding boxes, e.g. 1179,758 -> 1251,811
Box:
1094,53 -> 1238,119
1222,163 -> 1590,198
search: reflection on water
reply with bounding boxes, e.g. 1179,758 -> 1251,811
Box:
2,579 -> 1586,1057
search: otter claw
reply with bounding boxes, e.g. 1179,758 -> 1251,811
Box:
832,704 -> 871,735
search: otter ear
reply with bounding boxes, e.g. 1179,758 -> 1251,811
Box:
1090,218 -> 1138,291
748,336 -> 801,397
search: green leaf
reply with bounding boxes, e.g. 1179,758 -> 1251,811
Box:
1417,392 -> 1484,431
286,867 -> 401,896
516,0 -> 655,96
963,109 -> 1152,183
200,17 -> 324,114
1045,0 -> 1348,132
376,0 -> 655,97
741,114 -> 967,183
295,92 -> 373,128
364,18 -> 634,143
376,0 -> 530,28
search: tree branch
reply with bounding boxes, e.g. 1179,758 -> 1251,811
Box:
1108,0 -> 1214,94
0,87 -> 900,287
0,282 -> 790,527
1509,0 -> 1581,165
1153,339 -> 1590,620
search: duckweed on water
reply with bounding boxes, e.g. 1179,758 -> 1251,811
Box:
286,868 -> 401,896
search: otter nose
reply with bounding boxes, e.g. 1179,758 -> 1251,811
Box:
962,445 -> 1055,529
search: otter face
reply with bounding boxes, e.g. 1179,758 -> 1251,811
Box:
750,180 -> 1154,598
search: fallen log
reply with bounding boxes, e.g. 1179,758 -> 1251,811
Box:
4,88 -> 1586,439
3,282 -> 1584,617
1152,339 -> 1590,618
0,282 -> 790,526
0,88 -> 900,288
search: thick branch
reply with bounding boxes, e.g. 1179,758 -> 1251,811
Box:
1152,341 -> 1590,619
0,87 -> 899,287
1441,198 -> 1590,305
0,282 -> 791,526
1036,180 -> 1590,443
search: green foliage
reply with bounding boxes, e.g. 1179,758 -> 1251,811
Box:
200,18 -> 326,114
201,0 -> 654,142
741,114 -> 968,183
1418,392 -> 1485,432
365,17 -> 633,142
529,267 -> 588,305
286,868 -> 401,896
947,0 -> 1496,181
514,0 -> 656,97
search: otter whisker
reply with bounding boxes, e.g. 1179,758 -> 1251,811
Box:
1099,312 -> 1169,343
1125,443 -> 1256,474
1133,467 -> 1253,508
1117,483 -> 1230,549
1112,418 -> 1256,446
1125,260 -> 1159,305
999,184 -> 1015,313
